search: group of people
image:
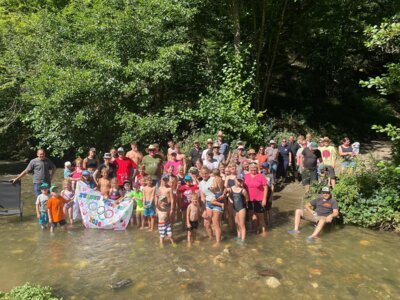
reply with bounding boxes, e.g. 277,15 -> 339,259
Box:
12,131 -> 355,244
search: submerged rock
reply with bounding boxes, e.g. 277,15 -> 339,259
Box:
258,268 -> 282,279
176,267 -> 187,273
265,277 -> 281,288
308,268 -> 321,275
359,240 -> 370,246
109,278 -> 133,290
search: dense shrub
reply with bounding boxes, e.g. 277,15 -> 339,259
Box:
0,283 -> 61,300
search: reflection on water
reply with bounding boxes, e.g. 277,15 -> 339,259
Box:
0,164 -> 399,299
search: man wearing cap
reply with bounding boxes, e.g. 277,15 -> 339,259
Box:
212,143 -> 225,164
11,149 -> 56,198
300,141 -> 322,193
266,140 -> 279,178
142,144 -> 164,187
93,152 -> 116,183
288,187 -> 339,240
318,137 -> 337,188
217,131 -> 230,162
126,141 -> 143,166
247,149 -> 258,165
201,139 -> 214,161
189,140 -> 202,167
114,147 -> 137,186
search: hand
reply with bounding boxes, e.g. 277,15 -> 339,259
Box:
10,178 -> 17,184
37,214 -> 40,219
261,200 -> 266,207
326,215 -> 333,223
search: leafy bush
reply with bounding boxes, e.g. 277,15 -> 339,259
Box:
0,283 -> 61,300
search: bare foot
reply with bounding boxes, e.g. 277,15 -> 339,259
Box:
260,231 -> 267,238
212,242 -> 220,248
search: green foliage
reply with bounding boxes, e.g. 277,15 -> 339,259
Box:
0,283 -> 61,300
333,163 -> 400,231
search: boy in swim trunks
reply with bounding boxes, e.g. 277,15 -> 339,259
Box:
143,176 -> 156,231
46,185 -> 71,233
186,193 -> 200,247
156,180 -> 176,248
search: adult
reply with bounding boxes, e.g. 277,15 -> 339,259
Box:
277,138 -> 292,181
199,167 -> 223,244
11,149 -> 56,198
167,140 -> 175,161
110,148 -> 118,163
266,140 -> 279,177
217,131 -> 230,162
256,146 -> 267,165
319,137 -> 337,187
142,144 -> 164,187
288,187 -> 339,240
126,142 -> 143,166
201,139 -> 214,161
174,143 -> 187,174
93,152 -> 116,184
244,164 -> 268,237
163,152 -> 182,176
237,145 -> 246,163
300,142 -> 322,193
288,135 -> 300,177
212,143 -> 225,164
188,140 -> 202,167
203,151 -> 219,171
338,137 -> 356,174
153,143 -> 165,161
296,139 -> 307,180
114,147 -> 137,186
247,149 -> 258,165
83,148 -> 99,173
224,163 -> 238,229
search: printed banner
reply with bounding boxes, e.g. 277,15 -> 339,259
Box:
74,181 -> 133,230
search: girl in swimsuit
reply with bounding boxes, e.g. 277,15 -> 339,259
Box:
61,179 -> 74,225
109,178 -> 123,202
70,157 -> 83,191
224,163 -> 238,229
229,175 -> 249,242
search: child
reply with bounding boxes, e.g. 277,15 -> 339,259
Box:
46,185 -> 70,232
352,142 -> 360,155
109,178 -> 123,202
36,183 -> 50,229
122,180 -> 135,226
131,182 -> 145,229
64,161 -> 73,179
143,176 -> 156,231
97,168 -> 111,198
60,179 -> 74,225
135,165 -> 147,188
178,175 -> 199,230
156,175 -> 176,248
81,170 -> 96,189
186,193 -> 200,246
229,175 -> 249,242
209,169 -> 225,211
70,157 -> 83,190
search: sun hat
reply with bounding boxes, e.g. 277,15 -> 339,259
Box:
310,142 -> 319,149
269,140 -> 276,144
238,145 -> 245,150
148,144 -> 156,150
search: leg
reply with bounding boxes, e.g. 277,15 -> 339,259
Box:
212,211 -> 222,243
256,212 -> 267,237
187,229 -> 192,246
234,211 -> 240,238
203,210 -> 214,240
310,218 -> 327,238
294,209 -> 303,231
238,209 -> 246,241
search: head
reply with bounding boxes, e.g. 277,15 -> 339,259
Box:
75,157 -> 83,168
218,163 -> 225,175
153,143 -> 160,152
63,179 -> 72,190
101,167 -> 109,178
309,142 -> 319,151
82,170 -> 91,181
249,163 -> 259,174
195,159 -> 203,169
117,147 -> 125,158
206,139 -> 213,149
306,133 -> 312,142
248,149 -> 256,158
194,140 -> 200,148
200,166 -> 211,180
269,141 -> 276,148
64,161 -> 72,170
184,175 -> 192,185
206,150 -> 214,162
289,135 -> 295,143
89,147 -> 96,157
191,193 -> 199,205
133,182 -> 140,191
103,152 -> 112,163
258,146 -> 265,154
229,163 -> 237,174
261,162 -> 270,174
242,160 -> 250,170
342,137 -> 350,146
167,165 -> 175,176
217,130 -> 224,141
236,174 -> 244,187
281,138 -> 287,146
37,149 -> 45,160
50,185 -> 58,195
213,143 -> 220,154
175,143 -> 182,153
130,142 -> 138,151
212,168 -> 221,178
177,165 -> 184,176
110,178 -> 119,188
237,145 -> 245,155
297,135 -> 305,144
147,144 -> 156,157
110,148 -> 117,158
40,183 -> 49,194
123,180 -> 131,191
189,167 -> 199,178
170,151 -> 177,161
168,140 -> 175,149
321,187 -> 332,200
161,174 -> 169,187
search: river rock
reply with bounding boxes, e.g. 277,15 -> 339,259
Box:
265,277 -> 281,288
176,267 -> 187,273
258,268 -> 282,279
359,240 -> 370,246
109,278 -> 133,290
310,282 -> 318,288
276,258 -> 284,264
308,268 -> 321,275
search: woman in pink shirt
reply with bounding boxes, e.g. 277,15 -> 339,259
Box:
163,152 -> 183,175
244,163 -> 268,237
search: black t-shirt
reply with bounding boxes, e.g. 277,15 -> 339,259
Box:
278,145 -> 290,161
189,148 -> 202,166
302,148 -> 321,169
310,196 -> 338,216
289,142 -> 300,156
97,163 -> 116,178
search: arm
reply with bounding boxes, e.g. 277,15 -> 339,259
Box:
261,185 -> 267,207
169,188 -> 174,215
182,155 -> 187,174
83,158 -> 88,170
36,202 -> 40,218
50,165 -> 56,182
304,201 -> 314,213
186,205 -> 192,228
326,209 -> 339,223
11,169 -> 28,183
93,169 -> 100,185
242,189 -> 249,203
289,152 -> 292,166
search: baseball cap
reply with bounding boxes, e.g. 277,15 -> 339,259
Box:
50,185 -> 58,193
161,174 -> 169,180
117,147 -> 124,152
238,145 -> 245,150
184,175 -> 191,181
103,153 -> 111,159
310,142 -> 318,149
90,147 -> 96,152
321,186 -> 331,193
206,138 -> 213,144
40,183 -> 49,189
82,170 -> 90,176
269,140 -> 276,144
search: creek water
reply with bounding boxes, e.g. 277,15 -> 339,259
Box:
0,162 -> 399,299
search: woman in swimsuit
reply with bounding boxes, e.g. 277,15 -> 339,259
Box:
229,175 -> 249,242
83,148 -> 99,174
224,163 -> 237,230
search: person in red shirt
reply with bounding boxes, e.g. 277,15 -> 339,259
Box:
178,175 -> 199,230
114,147 -> 137,186
46,185 -> 70,232
256,146 -> 267,164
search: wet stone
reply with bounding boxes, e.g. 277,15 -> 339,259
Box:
265,277 -> 281,288
108,278 -> 133,290
258,268 -> 282,279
